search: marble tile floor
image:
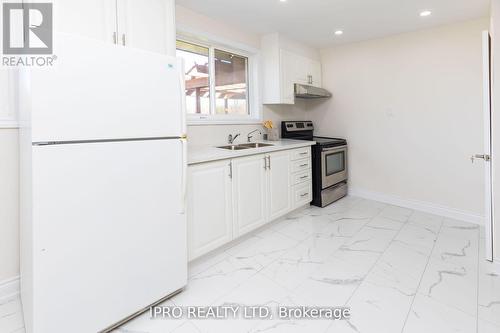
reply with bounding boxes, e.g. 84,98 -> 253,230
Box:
2,196 -> 499,333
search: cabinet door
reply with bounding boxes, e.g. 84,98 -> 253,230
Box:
295,54 -> 310,85
187,161 -> 233,261
53,0 -> 116,44
309,59 -> 322,87
232,155 -> 268,236
117,0 -> 168,54
280,50 -> 297,104
0,70 -> 14,123
268,151 -> 292,220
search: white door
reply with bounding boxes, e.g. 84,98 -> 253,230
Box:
53,0 -> 117,44
232,155 -> 268,236
187,161 -> 233,260
268,151 -> 292,220
478,31 -> 494,261
116,0 -> 168,54
27,34 -> 186,142
31,139 -> 187,333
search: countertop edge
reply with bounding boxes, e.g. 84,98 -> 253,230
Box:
188,140 -> 316,165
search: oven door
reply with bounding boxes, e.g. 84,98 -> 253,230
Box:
321,146 -> 348,189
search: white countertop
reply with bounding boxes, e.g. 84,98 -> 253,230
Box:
188,139 -> 316,165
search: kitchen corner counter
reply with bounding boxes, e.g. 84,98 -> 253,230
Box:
188,139 -> 316,165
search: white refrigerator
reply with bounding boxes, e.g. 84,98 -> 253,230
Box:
19,34 -> 188,333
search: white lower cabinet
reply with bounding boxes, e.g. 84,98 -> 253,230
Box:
293,181 -> 313,207
268,151 -> 292,220
232,155 -> 268,237
187,147 -> 311,260
187,160 -> 233,261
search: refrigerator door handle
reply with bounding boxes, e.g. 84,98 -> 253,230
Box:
178,58 -> 187,136
180,138 -> 188,215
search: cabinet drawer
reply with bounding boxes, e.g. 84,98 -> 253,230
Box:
293,182 -> 312,206
292,170 -> 311,185
291,158 -> 311,173
290,147 -> 311,161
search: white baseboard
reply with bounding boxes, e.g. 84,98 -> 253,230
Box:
349,187 -> 485,226
0,276 -> 20,301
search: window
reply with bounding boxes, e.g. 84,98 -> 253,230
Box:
176,38 -> 259,124
176,40 -> 211,115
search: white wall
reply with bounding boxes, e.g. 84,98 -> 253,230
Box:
491,1 -> 500,260
176,5 -> 315,145
307,18 -> 489,221
176,4 -> 260,50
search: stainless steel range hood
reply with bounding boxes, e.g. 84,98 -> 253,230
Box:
294,84 -> 332,99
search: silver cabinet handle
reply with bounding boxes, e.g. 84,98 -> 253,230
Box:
300,175 -> 309,179
300,151 -> 308,155
264,156 -> 268,170
113,32 -> 117,44
300,192 -> 309,197
268,156 -> 271,170
300,163 -> 308,167
229,162 -> 233,178
122,34 -> 126,46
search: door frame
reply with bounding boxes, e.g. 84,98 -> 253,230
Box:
483,30 -> 494,261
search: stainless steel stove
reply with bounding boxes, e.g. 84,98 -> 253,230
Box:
281,121 -> 348,207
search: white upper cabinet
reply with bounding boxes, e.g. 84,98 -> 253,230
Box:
262,33 -> 322,105
53,0 -> 115,42
307,58 -> 322,87
0,70 -> 15,125
280,50 -> 298,104
53,0 -> 175,55
116,0 -> 168,54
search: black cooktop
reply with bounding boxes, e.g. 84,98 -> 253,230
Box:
281,121 -> 346,147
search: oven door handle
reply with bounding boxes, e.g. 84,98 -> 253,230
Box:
322,145 -> 347,152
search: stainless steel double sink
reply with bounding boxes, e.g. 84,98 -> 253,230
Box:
216,143 -> 274,150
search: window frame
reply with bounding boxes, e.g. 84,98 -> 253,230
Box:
176,33 -> 261,125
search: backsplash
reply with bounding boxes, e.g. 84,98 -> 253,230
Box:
187,103 -> 310,146
187,124 -> 264,146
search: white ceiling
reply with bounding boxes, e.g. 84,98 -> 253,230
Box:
176,0 -> 490,48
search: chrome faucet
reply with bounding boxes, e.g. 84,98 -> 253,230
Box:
247,129 -> 262,142
228,133 -> 241,144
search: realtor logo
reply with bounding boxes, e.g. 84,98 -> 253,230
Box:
2,3 -> 53,54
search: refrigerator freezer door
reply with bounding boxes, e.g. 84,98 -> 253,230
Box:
28,34 -> 186,143
31,139 -> 187,333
